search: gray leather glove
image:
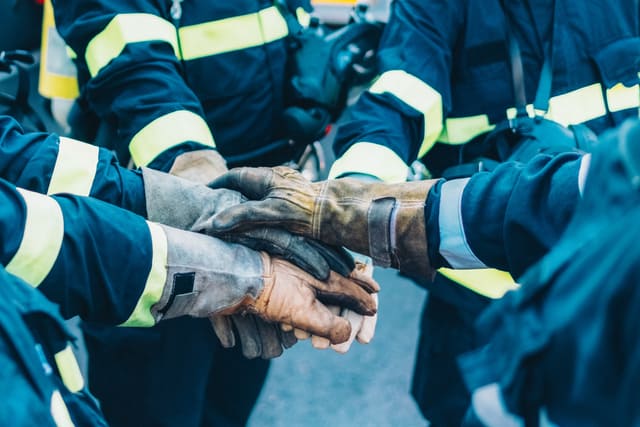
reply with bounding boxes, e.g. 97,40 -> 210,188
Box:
153,225 -> 380,345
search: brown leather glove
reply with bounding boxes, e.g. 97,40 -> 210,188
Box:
209,166 -> 438,280
152,226 -> 379,344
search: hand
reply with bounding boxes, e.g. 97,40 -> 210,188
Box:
152,226 -> 379,345
208,166 -> 438,279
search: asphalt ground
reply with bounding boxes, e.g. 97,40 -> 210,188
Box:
248,268 -> 429,427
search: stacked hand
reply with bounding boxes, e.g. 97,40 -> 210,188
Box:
143,166 -> 381,358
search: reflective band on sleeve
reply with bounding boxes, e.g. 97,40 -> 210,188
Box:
443,82 -> 639,146
120,221 -> 168,327
47,137 -> 99,196
50,390 -> 75,427
85,14 -> 179,77
179,6 -> 288,61
369,70 -> 444,158
129,110 -> 215,167
6,189 -> 64,288
328,142 -> 409,183
438,179 -> 487,269
296,7 -> 311,27
578,154 -> 591,198
54,345 -> 85,393
438,268 -> 518,299
439,115 -> 495,145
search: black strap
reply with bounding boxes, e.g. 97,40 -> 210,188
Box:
499,0 -> 557,119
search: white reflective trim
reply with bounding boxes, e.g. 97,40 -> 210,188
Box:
129,110 -> 215,167
369,70 -> 443,157
6,189 -> 64,287
328,142 -> 409,183
439,179 -> 487,269
47,137 -> 99,196
578,154 -> 591,197
86,14 -> 179,77
179,6 -> 288,60
50,390 -> 75,427
121,221 -> 168,327
472,383 -> 524,427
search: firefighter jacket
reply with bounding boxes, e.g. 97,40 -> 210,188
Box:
51,0 -> 312,170
331,0 -> 639,298
331,0 -> 639,182
0,117 -> 169,328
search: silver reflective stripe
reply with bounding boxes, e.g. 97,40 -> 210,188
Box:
369,70 -> 444,157
438,178 -> 487,269
6,189 -> 64,287
120,221 -> 168,327
47,137 -> 99,196
328,142 -> 409,183
472,383 -> 524,427
578,154 -> 591,198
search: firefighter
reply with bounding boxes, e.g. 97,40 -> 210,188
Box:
320,0 -> 639,424
0,114 -> 378,425
45,0 -> 380,425
205,118 -> 640,427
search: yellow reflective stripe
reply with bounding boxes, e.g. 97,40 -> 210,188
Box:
54,345 -> 85,393
38,0 -> 79,100
296,7 -> 311,28
369,70 -> 444,158
129,110 -> 215,167
445,81 -> 640,145
47,137 -> 99,196
607,83 -> 639,112
438,268 -> 519,299
329,142 -> 409,183
121,222 -> 168,327
6,189 -> 64,288
179,6 -> 288,61
86,14 -> 179,77
439,115 -> 495,145
50,390 -> 75,427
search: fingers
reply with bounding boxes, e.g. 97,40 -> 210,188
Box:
254,319 -> 284,359
350,262 -> 381,293
230,314 -> 262,359
290,298 -> 352,344
305,240 -> 355,277
294,328 -> 311,340
330,309 -> 364,354
312,306 -> 341,350
357,293 -> 378,344
313,270 -> 378,316
210,199 -> 300,234
280,329 -> 298,349
209,315 -> 236,348
207,167 -> 274,200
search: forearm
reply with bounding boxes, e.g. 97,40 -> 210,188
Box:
0,116 -> 146,215
426,152 -> 586,277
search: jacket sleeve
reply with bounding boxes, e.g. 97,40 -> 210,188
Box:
52,0 -> 216,170
330,0 -> 463,183
425,152 -> 589,278
0,116 -> 146,216
0,178 -> 167,326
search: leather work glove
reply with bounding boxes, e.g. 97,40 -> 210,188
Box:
208,166 -> 439,280
153,225 -> 380,346
142,167 -> 367,358
168,149 -> 229,184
